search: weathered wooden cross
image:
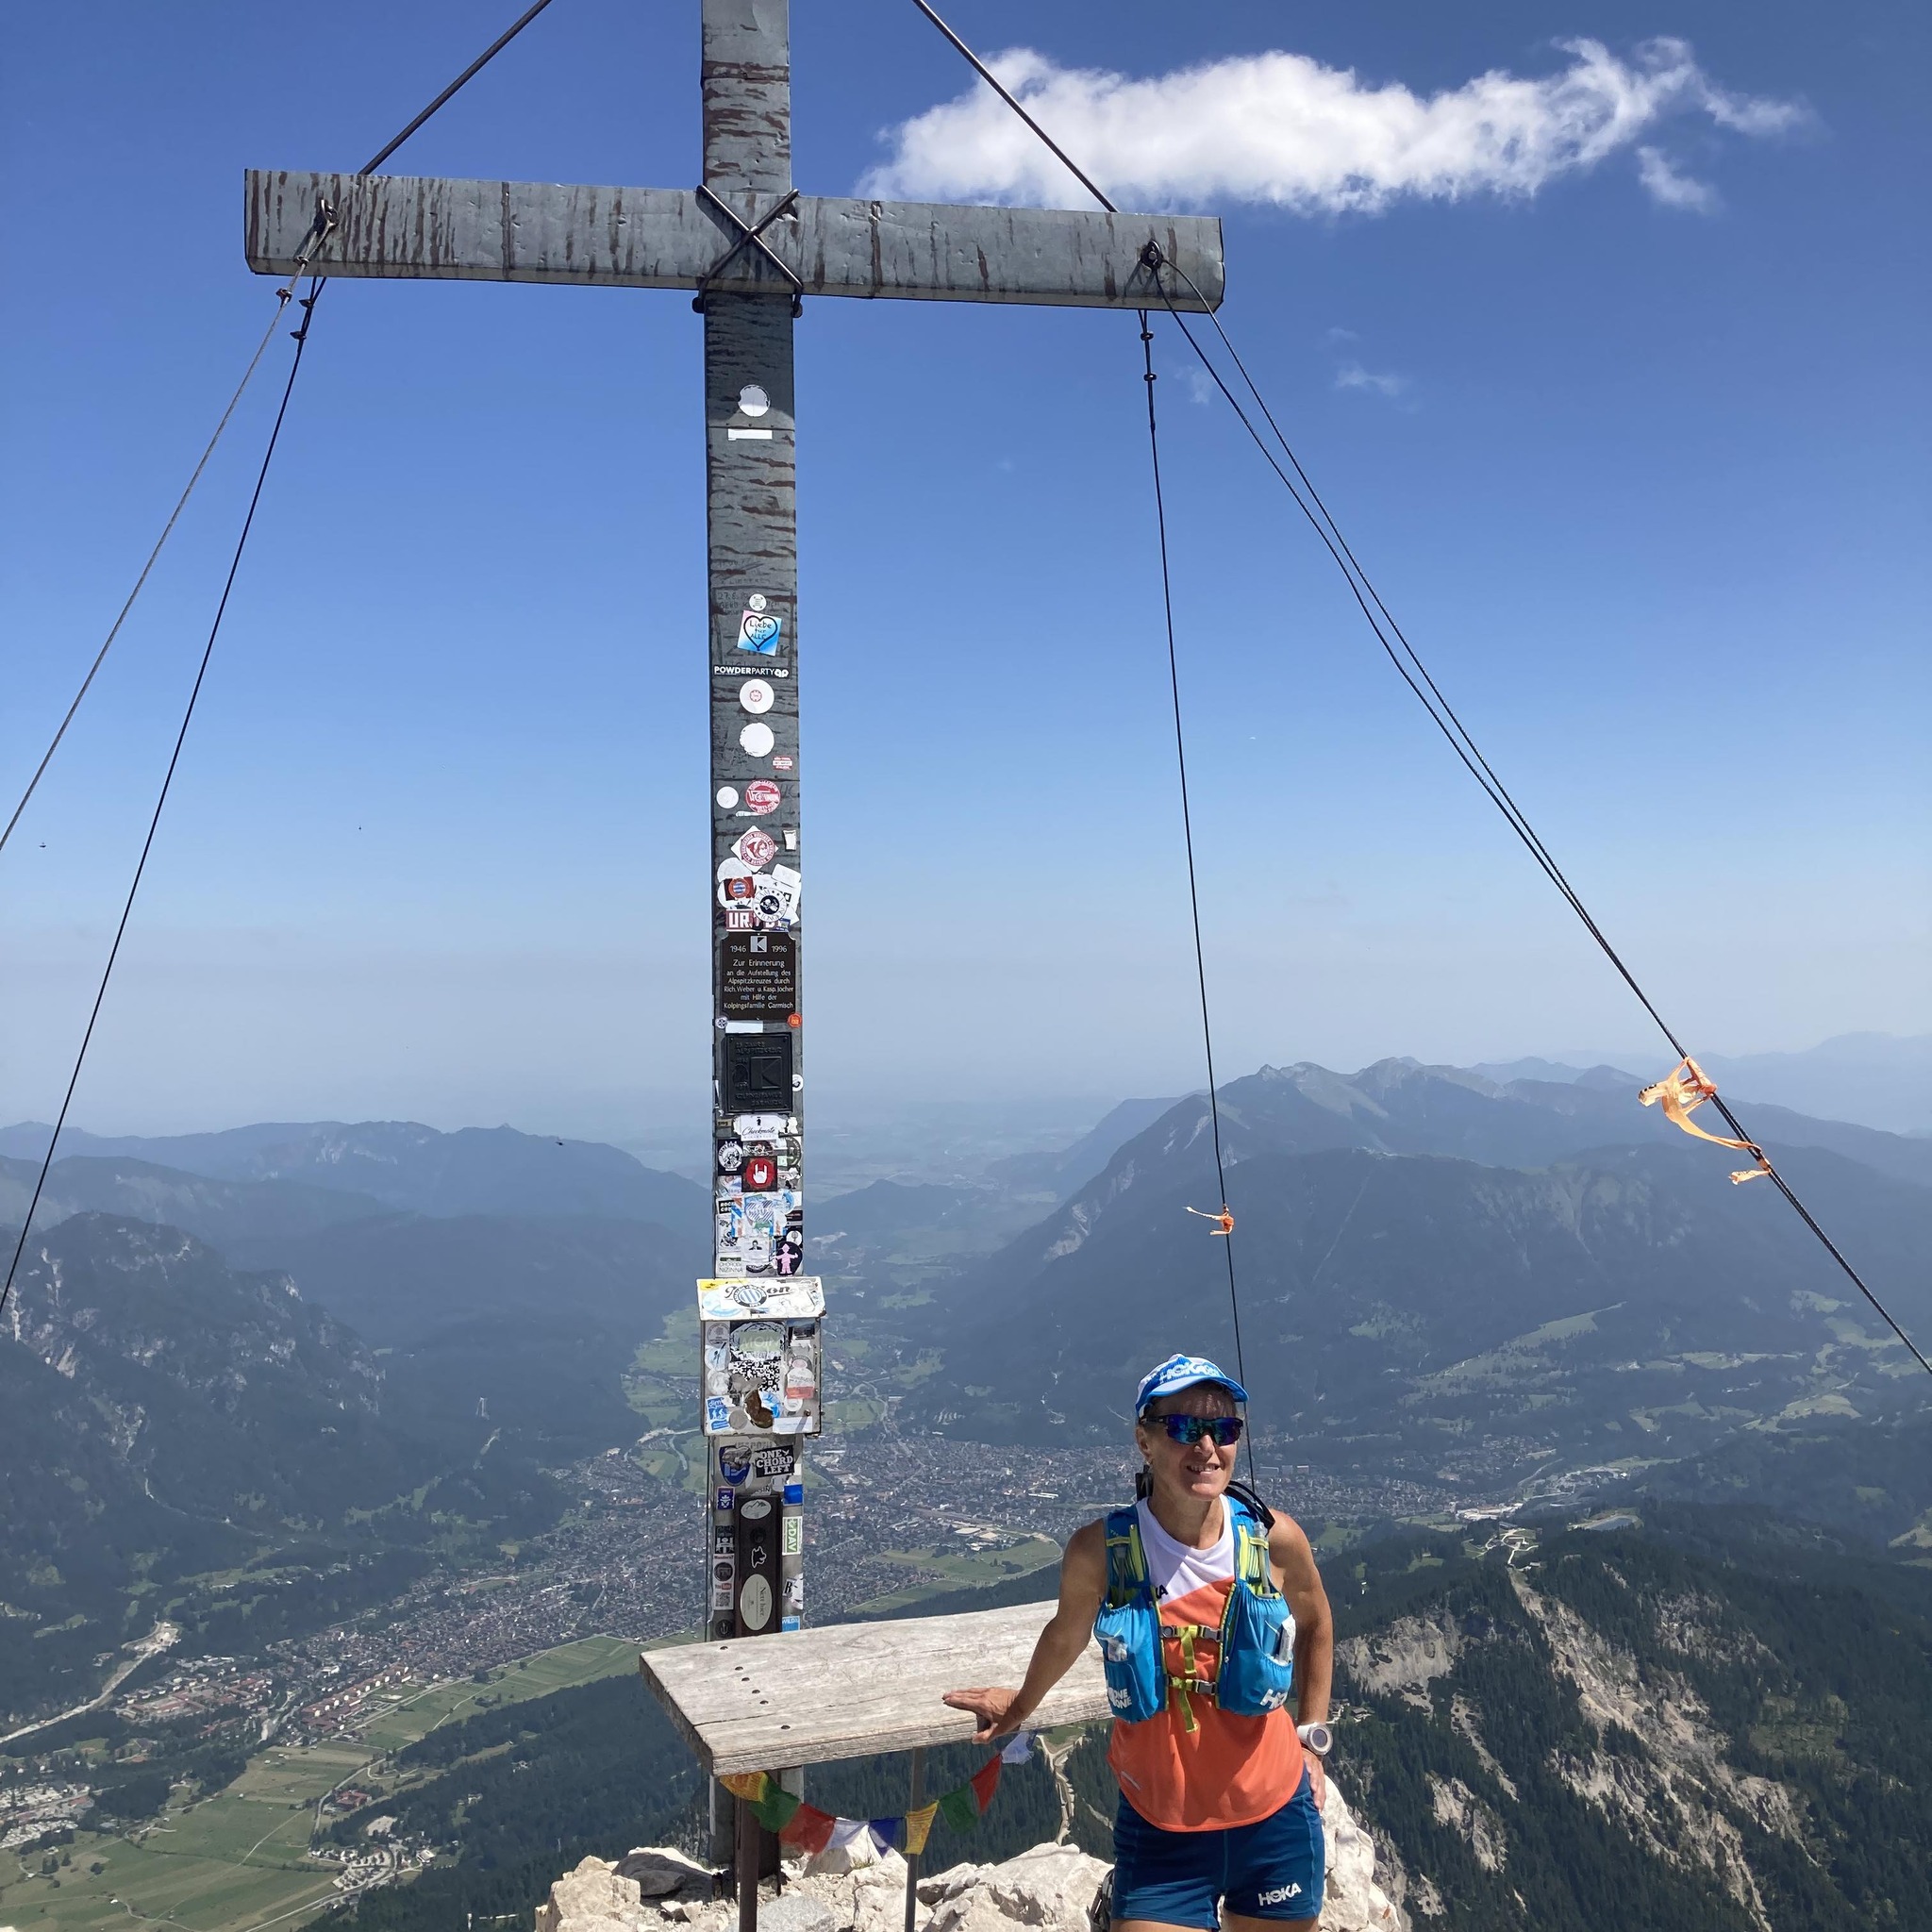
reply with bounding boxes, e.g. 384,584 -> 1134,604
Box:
245,0 -> 1218,1883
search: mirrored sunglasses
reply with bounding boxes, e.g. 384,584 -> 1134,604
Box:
1153,1414 -> 1244,1447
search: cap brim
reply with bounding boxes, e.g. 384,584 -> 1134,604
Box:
1139,1372 -> 1248,1412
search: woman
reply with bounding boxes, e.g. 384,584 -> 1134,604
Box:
943,1355 -> 1334,1931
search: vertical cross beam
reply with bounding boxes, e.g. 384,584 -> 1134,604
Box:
706,0 -> 802,1255
705,0 -> 801,1906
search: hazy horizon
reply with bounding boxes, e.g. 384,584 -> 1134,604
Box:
8,1030 -> 1927,1157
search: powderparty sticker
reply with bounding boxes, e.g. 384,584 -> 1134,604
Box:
696,1275 -> 824,1321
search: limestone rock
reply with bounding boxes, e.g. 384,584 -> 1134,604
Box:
1320,1779 -> 1411,1932
923,1843 -> 1109,1932
789,1849 -> 923,1932
755,1896 -> 841,1932
536,1856 -> 656,1932
538,1782 -> 1412,1932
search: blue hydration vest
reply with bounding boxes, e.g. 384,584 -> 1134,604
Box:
1092,1499 -> 1295,1731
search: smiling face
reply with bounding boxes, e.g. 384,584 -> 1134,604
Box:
1134,1382 -> 1241,1508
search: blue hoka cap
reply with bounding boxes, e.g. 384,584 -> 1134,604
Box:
1136,1353 -> 1249,1416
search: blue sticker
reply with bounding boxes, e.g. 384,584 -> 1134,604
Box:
716,1489 -> 734,1512
706,1396 -> 732,1431
783,1483 -> 804,1506
780,1616 -> 801,1632
737,596 -> 783,656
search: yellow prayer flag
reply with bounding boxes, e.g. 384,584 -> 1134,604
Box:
903,1802 -> 940,1857
721,1772 -> 769,1803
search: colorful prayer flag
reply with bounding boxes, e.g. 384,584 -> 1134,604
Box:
969,1757 -> 1003,1814
825,1818 -> 877,1864
721,1772 -> 768,1803
937,1784 -> 979,1833
755,1785 -> 802,1834
903,1802 -> 940,1857
1000,1731 -> 1038,1765
778,1802 -> 837,1856
867,1816 -> 903,1854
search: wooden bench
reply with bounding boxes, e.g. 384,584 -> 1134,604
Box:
639,1603 -> 1109,1932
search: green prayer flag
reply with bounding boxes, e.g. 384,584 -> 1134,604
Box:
938,1784 -> 979,1833
756,1786 -> 803,1833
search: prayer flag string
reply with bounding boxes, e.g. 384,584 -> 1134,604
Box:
720,1734 -> 1035,1857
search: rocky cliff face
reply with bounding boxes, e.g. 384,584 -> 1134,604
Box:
1328,1515 -> 1932,1929
532,1776 -> 1408,1932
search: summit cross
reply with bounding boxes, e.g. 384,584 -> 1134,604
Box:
245,0 -> 1220,1648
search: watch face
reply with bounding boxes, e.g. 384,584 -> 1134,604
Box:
1299,1722 -> 1333,1757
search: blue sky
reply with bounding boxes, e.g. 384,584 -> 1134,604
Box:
3,0 -> 1926,1140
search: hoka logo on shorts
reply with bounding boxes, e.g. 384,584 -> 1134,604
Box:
1257,1883 -> 1303,1906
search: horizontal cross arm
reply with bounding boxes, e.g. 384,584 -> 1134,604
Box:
243,170 -> 1222,310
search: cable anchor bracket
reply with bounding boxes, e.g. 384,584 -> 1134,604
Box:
691,186 -> 806,317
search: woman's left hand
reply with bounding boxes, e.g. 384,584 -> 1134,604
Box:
942,1686 -> 1023,1742
1306,1755 -> 1326,1812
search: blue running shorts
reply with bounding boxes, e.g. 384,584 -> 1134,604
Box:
1110,1773 -> 1324,1926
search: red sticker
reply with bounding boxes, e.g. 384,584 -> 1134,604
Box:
772,755 -> 795,772
745,779 -> 782,813
735,826 -> 778,869
724,874 -> 758,902
743,1156 -> 777,1191
724,908 -> 756,929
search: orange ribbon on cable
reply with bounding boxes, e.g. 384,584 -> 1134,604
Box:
1638,1057 -> 1770,1183
1185,1205 -> 1236,1236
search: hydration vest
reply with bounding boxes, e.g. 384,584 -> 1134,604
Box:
1093,1499 -> 1295,1731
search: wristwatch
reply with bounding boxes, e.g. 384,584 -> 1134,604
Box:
1296,1722 -> 1332,1757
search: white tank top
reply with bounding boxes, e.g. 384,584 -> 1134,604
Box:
1135,1497 -> 1233,1604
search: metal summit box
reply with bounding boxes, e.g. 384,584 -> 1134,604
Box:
696,1275 -> 824,1438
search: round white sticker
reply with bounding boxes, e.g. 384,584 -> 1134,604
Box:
740,722 -> 774,758
716,786 -> 740,809
739,1573 -> 774,1629
739,679 -> 774,715
739,385 -> 770,419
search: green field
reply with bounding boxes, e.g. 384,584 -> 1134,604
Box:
0,1637 -> 641,1932
852,1534 -> 1060,1613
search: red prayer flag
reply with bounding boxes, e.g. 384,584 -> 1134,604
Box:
779,1802 -> 837,1856
969,1757 -> 1003,1814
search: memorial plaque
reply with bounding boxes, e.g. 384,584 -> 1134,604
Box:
734,1495 -> 781,1636
720,930 -> 797,1020
724,1031 -> 793,1111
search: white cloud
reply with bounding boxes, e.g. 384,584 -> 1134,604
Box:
1334,361 -> 1408,399
1636,144 -> 1720,212
861,37 -> 1805,214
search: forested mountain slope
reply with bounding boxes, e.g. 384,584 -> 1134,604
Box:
937,1139 -> 1931,1472
1326,1510 -> 1932,1930
0,1215 -> 583,1724
0,1119 -> 710,1230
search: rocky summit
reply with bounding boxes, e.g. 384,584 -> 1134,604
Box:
534,1778 -> 1407,1932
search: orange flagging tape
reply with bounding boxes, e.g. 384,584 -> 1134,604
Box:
1185,1205 -> 1236,1235
1639,1057 -> 1770,1183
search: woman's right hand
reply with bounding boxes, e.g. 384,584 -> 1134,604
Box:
941,1686 -> 1023,1743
